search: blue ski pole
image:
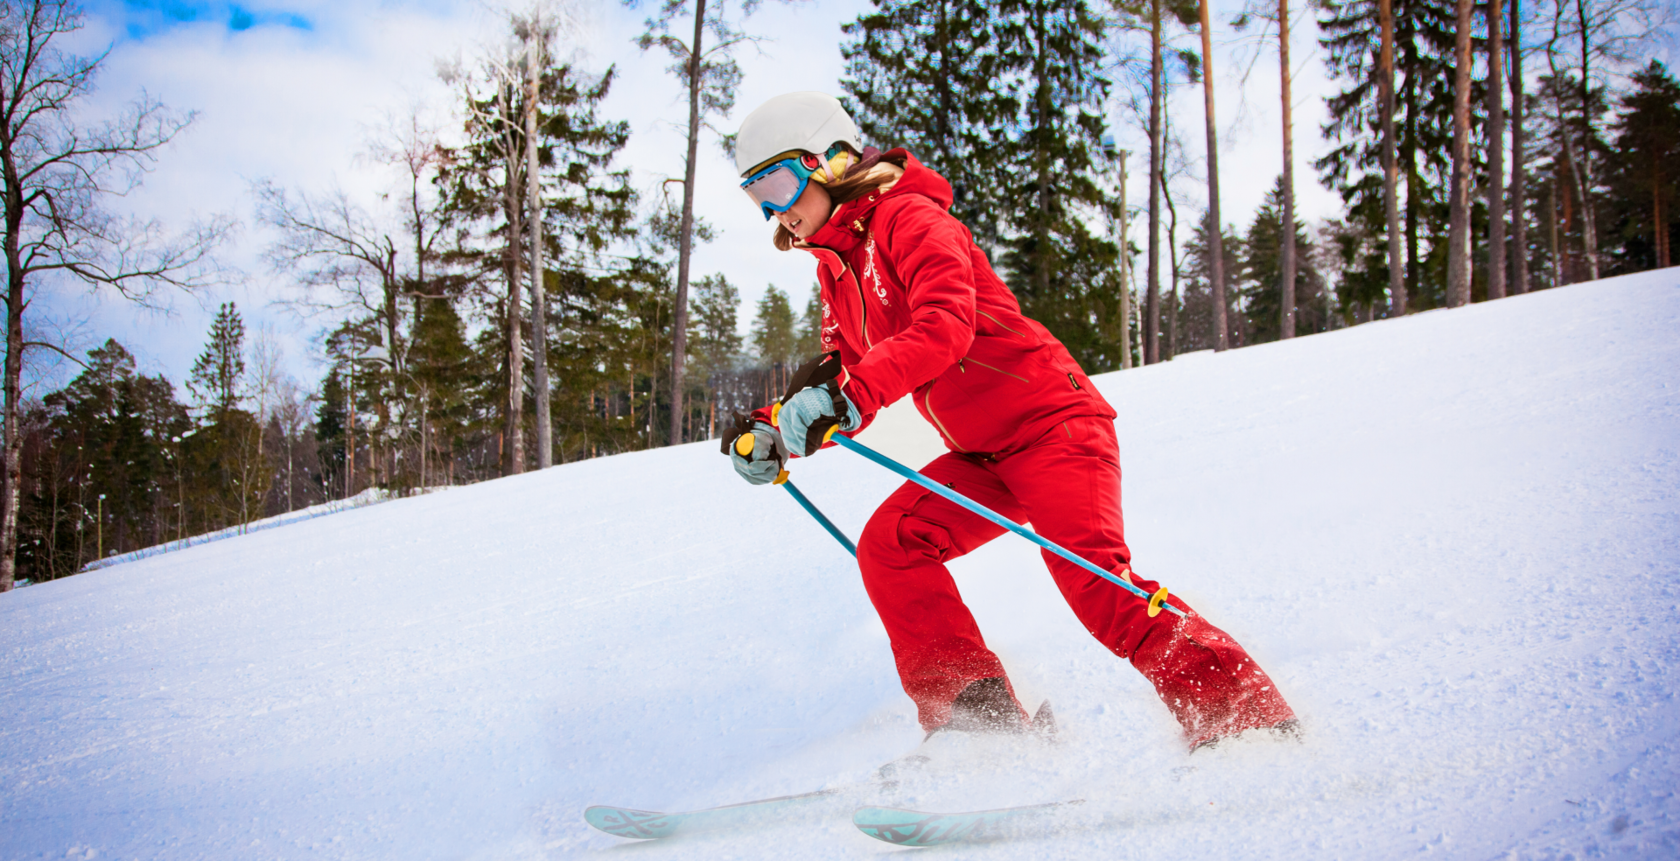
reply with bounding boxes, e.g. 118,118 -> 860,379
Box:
777,475 -> 857,557
735,433 -> 858,557
825,431 -> 1183,619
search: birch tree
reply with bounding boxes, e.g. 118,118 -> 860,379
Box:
0,0 -> 228,591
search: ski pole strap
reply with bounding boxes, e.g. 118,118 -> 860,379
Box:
780,479 -> 857,558
828,434 -> 1186,619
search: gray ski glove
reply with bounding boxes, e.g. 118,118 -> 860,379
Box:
728,420 -> 788,485
778,380 -> 862,457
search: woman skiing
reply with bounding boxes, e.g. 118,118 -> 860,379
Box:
724,92 -> 1295,751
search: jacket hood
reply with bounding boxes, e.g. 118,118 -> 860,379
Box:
801,149 -> 952,254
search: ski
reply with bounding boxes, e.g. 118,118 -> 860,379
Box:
852,799 -> 1084,847
585,783 -> 869,839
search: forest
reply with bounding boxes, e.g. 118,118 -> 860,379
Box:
2,0 -> 1675,587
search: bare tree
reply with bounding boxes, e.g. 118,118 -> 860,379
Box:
0,0 -> 229,591
256,184 -> 405,364
1446,0 -> 1475,307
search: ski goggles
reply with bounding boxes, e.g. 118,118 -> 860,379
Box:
741,151 -> 824,221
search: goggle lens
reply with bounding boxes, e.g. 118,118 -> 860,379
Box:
741,156 -> 816,220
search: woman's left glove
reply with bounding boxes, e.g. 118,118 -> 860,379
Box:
728,420 -> 788,485
778,380 -> 862,457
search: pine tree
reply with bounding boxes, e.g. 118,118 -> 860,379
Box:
751,285 -> 797,395
409,297 -> 473,485
1241,177 -> 1331,342
26,340 -> 189,575
998,0 -> 1124,370
188,303 -> 246,419
840,0 -> 1016,249
794,287 -> 824,361
1317,0 -> 1463,311
1604,61 -> 1680,271
689,273 -> 744,439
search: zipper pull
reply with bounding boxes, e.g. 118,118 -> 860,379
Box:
1067,373 -> 1082,390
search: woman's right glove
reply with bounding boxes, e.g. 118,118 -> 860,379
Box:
727,420 -> 788,485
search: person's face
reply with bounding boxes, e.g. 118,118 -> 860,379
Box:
774,181 -> 832,239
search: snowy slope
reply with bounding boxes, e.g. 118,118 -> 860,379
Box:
4,271 -> 1679,860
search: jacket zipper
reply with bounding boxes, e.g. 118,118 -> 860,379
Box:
976,309 -> 1025,337
844,264 -> 873,350
919,383 -> 968,452
961,357 -> 1029,383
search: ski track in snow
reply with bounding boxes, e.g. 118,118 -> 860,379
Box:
3,271 -> 1678,859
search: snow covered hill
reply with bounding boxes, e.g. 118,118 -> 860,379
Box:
4,271 -> 1678,860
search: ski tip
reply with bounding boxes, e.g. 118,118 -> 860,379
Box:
853,801 -> 1082,847
584,805 -> 679,840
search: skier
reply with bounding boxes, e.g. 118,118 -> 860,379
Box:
724,92 -> 1296,752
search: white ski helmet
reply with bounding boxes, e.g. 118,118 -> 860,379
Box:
734,91 -> 863,177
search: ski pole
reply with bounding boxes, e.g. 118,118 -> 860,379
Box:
736,433 -> 857,557
825,432 -> 1184,619
777,474 -> 857,557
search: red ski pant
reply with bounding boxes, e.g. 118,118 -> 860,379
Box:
856,416 -> 1294,746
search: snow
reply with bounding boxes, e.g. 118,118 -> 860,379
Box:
4,270 -> 1679,859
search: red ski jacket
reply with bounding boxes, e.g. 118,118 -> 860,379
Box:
782,149 -> 1116,457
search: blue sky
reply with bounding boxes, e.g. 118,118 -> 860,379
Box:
100,1 -> 314,40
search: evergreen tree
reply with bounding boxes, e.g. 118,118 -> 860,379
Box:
24,340 -> 189,576
751,285 -> 797,394
689,274 -> 744,439
408,296 -> 473,484
840,0 -> 1017,249
188,302 -> 246,418
997,0 -> 1124,370
1178,213 -> 1244,352
794,286 -> 824,361
1241,177 -> 1332,342
1316,0 -> 1463,311
842,0 -> 1123,370
1604,61 -> 1680,271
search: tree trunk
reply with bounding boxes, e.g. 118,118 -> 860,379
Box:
1,242 -> 21,592
1653,171 -> 1665,268
503,94 -> 526,475
526,38 -> 552,469
1487,0 -> 1507,300
1548,178 -> 1561,288
669,0 -> 707,448
1446,0 -> 1474,308
1279,0 -> 1296,338
1146,0 -> 1163,364
1380,0 -> 1405,316
1198,0 -> 1228,351
1573,0 -> 1599,281
1559,124 -> 1596,280
1164,155 -> 1181,360
1510,0 -> 1528,293
1119,152 -> 1132,369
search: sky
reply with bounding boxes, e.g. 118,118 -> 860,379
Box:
42,0 -> 1350,398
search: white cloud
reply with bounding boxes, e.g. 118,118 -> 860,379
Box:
48,0 -> 1347,396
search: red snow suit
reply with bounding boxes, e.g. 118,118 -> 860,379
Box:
781,150 -> 1294,749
